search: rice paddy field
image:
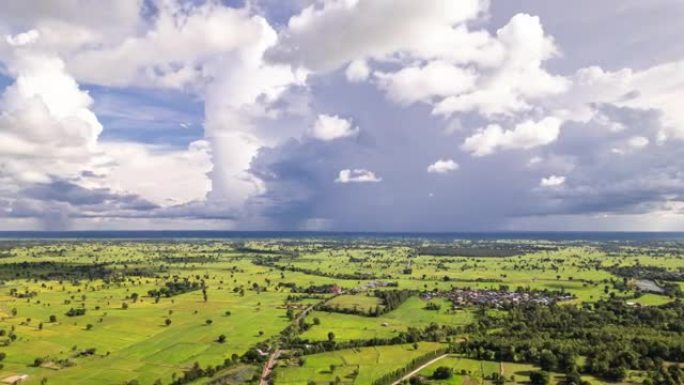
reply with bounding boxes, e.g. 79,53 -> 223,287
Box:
0,238 -> 681,385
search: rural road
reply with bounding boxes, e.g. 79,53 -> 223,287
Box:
259,349 -> 281,385
259,305 -> 314,385
295,305 -> 314,324
390,354 -> 449,385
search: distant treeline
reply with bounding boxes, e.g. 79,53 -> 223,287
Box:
157,255 -> 220,264
416,246 -> 542,257
0,261 -> 155,281
608,265 -> 684,281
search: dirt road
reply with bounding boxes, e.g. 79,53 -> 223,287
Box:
259,305 -> 314,385
390,354 -> 449,385
259,349 -> 281,385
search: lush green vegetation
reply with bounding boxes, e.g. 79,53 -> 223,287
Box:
0,238 -> 681,385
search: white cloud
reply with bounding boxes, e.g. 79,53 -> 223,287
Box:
627,136 -> 649,149
97,141 -> 212,206
462,117 -> 563,156
280,5 -> 567,121
375,61 -> 477,105
527,156 -> 543,166
309,114 -> 359,141
433,14 -> 568,117
427,159 -> 459,174
540,175 -> 566,187
0,50 -> 102,186
611,135 -> 650,155
334,169 -> 382,183
5,29 -> 40,46
345,59 -> 370,82
0,1 -> 309,225
271,0 -> 488,72
555,62 -> 684,141
66,2 -> 271,90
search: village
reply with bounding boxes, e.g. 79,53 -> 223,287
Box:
423,287 -> 575,308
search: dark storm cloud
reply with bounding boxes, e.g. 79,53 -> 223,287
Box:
246,72 -> 684,231
22,180 -> 158,210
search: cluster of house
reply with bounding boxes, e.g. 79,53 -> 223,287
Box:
423,288 -> 574,308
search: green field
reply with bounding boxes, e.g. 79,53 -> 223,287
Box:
0,239 -> 681,385
275,342 -> 445,385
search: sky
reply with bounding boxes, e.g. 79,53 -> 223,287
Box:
0,0 -> 683,231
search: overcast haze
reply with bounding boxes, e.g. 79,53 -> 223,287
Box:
0,0 -> 682,231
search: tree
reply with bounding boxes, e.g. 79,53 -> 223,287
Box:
530,371 -> 550,385
165,318 -> 172,326
327,331 -> 335,342
565,371 -> 581,385
217,334 -> 226,343
206,319 -> 213,325
540,350 -> 558,371
605,366 -> 627,382
49,315 -> 57,323
492,373 -> 505,385
432,367 -> 453,380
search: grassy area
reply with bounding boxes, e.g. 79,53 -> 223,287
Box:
630,293 -> 673,306
301,297 -> 473,341
274,342 -> 445,385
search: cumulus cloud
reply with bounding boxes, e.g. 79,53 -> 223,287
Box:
0,0 -> 682,231
540,175 -> 566,187
462,117 -> 563,156
334,169 -> 382,184
308,114 -> 359,141
552,62 -> 684,142
432,14 -> 568,117
65,2 -> 269,90
345,59 -> 370,82
1,1 -> 306,221
427,159 -> 459,174
0,48 -> 102,186
270,0 -> 487,71
97,140 -> 212,206
5,29 -> 40,46
375,61 -> 477,105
